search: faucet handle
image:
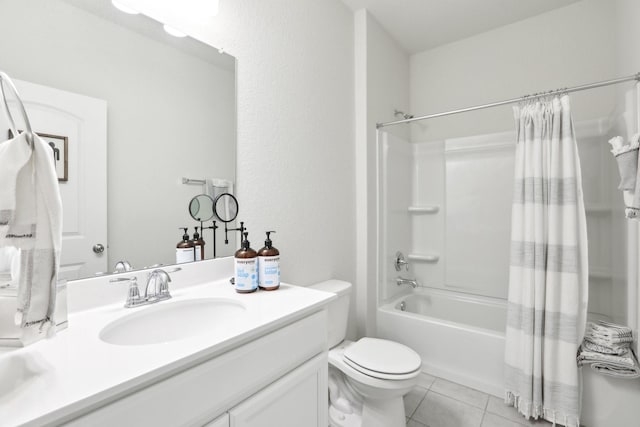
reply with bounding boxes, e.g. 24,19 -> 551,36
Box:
110,276 -> 143,308
395,251 -> 409,271
126,277 -> 142,307
158,274 -> 171,297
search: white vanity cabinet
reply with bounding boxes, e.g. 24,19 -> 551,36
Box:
228,354 -> 327,427
63,310 -> 328,427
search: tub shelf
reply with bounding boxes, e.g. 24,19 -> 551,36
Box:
408,205 -> 439,214
407,254 -> 440,263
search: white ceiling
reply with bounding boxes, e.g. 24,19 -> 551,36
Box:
341,0 -> 581,53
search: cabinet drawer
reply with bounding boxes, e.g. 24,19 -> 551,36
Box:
65,310 -> 327,427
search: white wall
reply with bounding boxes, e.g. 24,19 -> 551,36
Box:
122,0 -> 356,289
0,0 -> 236,271
410,0 -> 618,142
354,10 -> 409,336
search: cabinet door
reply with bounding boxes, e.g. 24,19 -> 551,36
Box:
229,353 -> 327,427
203,413 -> 229,427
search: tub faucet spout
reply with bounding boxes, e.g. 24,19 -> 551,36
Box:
396,277 -> 418,288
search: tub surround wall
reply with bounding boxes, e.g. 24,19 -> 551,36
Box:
378,132 -> 412,302
410,141 -> 445,295
443,133 -> 514,299
381,117 -> 626,320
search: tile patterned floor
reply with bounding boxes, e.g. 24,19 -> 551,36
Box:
405,374 -> 553,427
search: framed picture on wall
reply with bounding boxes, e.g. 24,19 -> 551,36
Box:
8,130 -> 69,182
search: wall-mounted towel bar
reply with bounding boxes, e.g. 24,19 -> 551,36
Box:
182,177 -> 206,185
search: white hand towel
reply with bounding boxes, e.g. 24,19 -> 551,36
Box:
205,178 -> 235,220
609,134 -> 640,219
0,132 -> 62,336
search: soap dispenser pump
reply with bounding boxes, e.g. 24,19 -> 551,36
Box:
258,231 -> 280,291
176,227 -> 195,264
234,232 -> 258,293
193,226 -> 205,261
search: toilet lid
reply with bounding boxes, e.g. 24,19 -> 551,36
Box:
343,338 -> 421,378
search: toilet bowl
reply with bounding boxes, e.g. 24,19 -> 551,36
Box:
310,280 -> 422,427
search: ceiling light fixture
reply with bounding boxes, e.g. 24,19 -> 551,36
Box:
111,0 -> 139,15
163,24 -> 187,38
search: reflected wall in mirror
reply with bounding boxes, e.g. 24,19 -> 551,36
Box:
0,0 -> 237,279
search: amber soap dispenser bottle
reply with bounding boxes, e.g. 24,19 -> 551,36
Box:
258,231 -> 280,290
234,232 -> 258,293
176,227 -> 195,264
192,226 -> 205,261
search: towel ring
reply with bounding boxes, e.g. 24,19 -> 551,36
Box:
0,71 -> 34,149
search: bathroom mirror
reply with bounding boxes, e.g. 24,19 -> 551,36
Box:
0,0 -> 237,278
213,193 -> 239,223
189,195 -> 215,222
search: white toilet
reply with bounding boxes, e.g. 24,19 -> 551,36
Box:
310,280 -> 421,427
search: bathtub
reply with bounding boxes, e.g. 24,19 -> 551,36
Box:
377,287 -> 507,397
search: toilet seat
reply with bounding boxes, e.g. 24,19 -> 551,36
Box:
343,338 -> 421,380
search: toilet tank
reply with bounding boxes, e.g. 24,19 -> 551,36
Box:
309,280 -> 351,348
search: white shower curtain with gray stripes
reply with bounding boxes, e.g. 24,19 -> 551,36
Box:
504,95 -> 588,427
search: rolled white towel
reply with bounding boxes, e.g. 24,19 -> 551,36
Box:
583,340 -> 628,356
578,346 -> 640,379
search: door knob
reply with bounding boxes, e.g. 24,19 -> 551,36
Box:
93,243 -> 105,254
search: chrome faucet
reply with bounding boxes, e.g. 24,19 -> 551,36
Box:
114,260 -> 133,273
110,267 -> 180,308
396,277 -> 418,288
144,269 -> 172,302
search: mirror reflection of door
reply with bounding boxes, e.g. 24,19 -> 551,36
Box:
12,79 -> 108,280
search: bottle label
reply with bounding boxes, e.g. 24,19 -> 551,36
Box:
235,258 -> 258,291
259,255 -> 280,288
176,247 -> 194,264
194,244 -> 202,261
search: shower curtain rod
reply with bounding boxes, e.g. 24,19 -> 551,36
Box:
376,72 -> 640,129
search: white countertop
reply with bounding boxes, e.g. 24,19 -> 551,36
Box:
0,260 -> 334,427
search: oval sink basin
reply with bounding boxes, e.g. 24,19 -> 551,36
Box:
99,298 -> 247,346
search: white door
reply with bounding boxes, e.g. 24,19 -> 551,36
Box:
9,79 -> 108,279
